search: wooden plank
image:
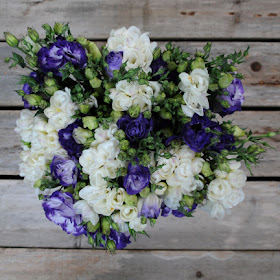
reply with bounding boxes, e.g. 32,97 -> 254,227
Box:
1,110 -> 279,176
1,180 -> 279,250
1,41 -> 280,107
0,0 -> 280,40
1,248 -> 280,280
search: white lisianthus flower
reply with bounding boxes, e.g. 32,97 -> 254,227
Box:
214,169 -> 228,179
106,26 -> 157,73
207,178 -> 232,202
129,217 -> 147,232
120,205 -> 138,222
202,201 -> 226,220
112,212 -> 129,233
106,188 -> 125,210
228,161 -> 241,171
222,188 -> 245,209
73,200 -> 99,226
109,80 -> 156,112
175,158 -> 194,185
91,123 -> 118,147
179,70 -> 210,117
163,185 -> 182,210
176,145 -> 196,160
154,182 -> 168,196
192,157 -> 205,175
15,109 -> 36,142
227,169 -> 247,188
72,127 -> 93,145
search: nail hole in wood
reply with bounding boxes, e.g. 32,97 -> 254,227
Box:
251,62 -> 262,72
196,271 -> 203,278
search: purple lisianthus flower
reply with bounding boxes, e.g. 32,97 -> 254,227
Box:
215,78 -> 245,117
50,155 -> 79,187
124,163 -> 150,195
58,120 -> 84,159
151,57 -> 168,80
161,202 -> 197,218
139,193 -> 161,219
106,51 -> 123,78
37,38 -> 87,76
42,191 -> 86,236
117,114 -> 153,142
211,131 -> 236,152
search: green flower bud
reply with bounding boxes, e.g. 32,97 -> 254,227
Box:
229,66 -> 237,72
218,161 -> 230,173
114,129 -> 126,141
162,51 -> 171,62
139,154 -> 151,166
27,27 -> 39,43
111,222 -> 119,232
101,217 -> 111,235
24,94 -> 43,106
165,81 -> 176,95
143,111 -> 152,119
85,68 -> 96,80
165,42 -> 172,50
119,139 -> 130,151
45,85 -> 58,96
182,195 -> 194,208
191,57 -> 205,70
167,61 -> 177,71
39,100 -> 48,109
267,132 -> 277,137
54,22 -> 63,34
141,216 -> 147,224
119,167 -> 127,176
218,73 -> 234,89
42,24 -> 52,32
33,179 -> 42,188
66,35 -> 74,42
160,109 -> 172,120
89,77 -> 102,88
44,77 -> 56,86
124,193 -> 138,206
177,61 -> 188,73
208,84 -> 219,91
171,138 -> 181,148
161,128 -> 173,138
106,240 -> 116,253
87,221 -> 100,233
175,94 -> 184,105
201,161 -> 213,177
72,127 -> 93,145
76,36 -> 88,47
4,32 -> 19,47
195,51 -> 204,57
4,57 -> 10,63
128,148 -> 137,157
27,56 -> 37,68
110,111 -> 123,122
153,47 -> 161,60
104,95 -> 111,104
128,104 -> 141,118
140,187 -> 150,198
82,116 -> 99,130
248,145 -> 265,155
233,126 -> 245,137
153,106 -> 160,112
62,186 -> 74,194
220,100 -> 230,109
221,149 -> 229,156
86,41 -> 102,62
79,104 -> 91,114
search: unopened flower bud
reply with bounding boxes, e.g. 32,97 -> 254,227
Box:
110,110 -> 123,122
140,187 -> 150,198
153,106 -> 160,112
4,32 -> 18,47
191,57 -> 205,70
128,148 -> 136,157
124,193 -> 138,206
89,77 -> 102,88
218,73 -> 234,89
139,154 -> 151,166
72,127 -> 93,145
233,126 -> 245,137
141,216 -> 147,224
119,139 -> 130,151
167,61 -> 177,71
33,179 -> 42,188
171,138 -> 181,148
182,195 -> 194,208
27,27 -> 39,42
195,51 -> 204,57
44,77 -> 56,86
86,41 -> 101,62
128,104 -> 141,118
229,66 -> 237,72
218,161 -> 230,173
82,116 -> 99,130
27,56 -> 37,67
85,68 -> 96,80
175,94 -> 184,104
208,84 -> 219,91
54,22 -> 63,35
155,92 -> 166,103
79,104 -> 91,114
76,36 -> 88,47
87,221 -> 100,232
153,47 -> 161,60
267,132 -> 277,137
143,111 -> 152,119
161,128 -> 173,138
24,94 -> 43,106
45,85 -> 58,96
248,145 -> 265,155
160,109 -> 172,120
162,50 -> 171,62
177,61 -> 188,73
66,35 -> 74,42
101,217 -> 111,236
106,240 -> 116,253
114,129 -> 126,141
201,161 -> 213,177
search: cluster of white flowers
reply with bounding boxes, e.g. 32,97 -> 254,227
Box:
109,80 -> 161,112
202,161 -> 247,220
151,145 -> 204,210
106,26 -> 157,73
179,68 -> 210,117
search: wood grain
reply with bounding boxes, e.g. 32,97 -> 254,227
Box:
1,41 -> 280,107
1,110 -> 279,176
0,0 -> 280,40
1,248 -> 280,280
1,180 -> 279,250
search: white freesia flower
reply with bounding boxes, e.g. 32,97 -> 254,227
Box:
109,80 -> 156,112
74,200 -> 99,226
129,217 -> 147,232
120,205 -> 138,222
107,26 -> 157,73
179,70 -> 210,117
227,169 -> 247,188
207,178 -> 232,202
163,185 -> 182,210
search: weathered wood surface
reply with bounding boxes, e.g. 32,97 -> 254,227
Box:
1,0 -> 280,40
1,180 -> 279,250
1,248 -> 280,280
1,110 -> 279,176
1,41 -> 280,107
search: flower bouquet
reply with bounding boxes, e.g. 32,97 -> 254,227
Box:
4,23 -> 277,252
